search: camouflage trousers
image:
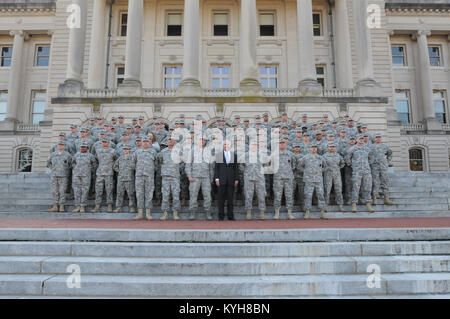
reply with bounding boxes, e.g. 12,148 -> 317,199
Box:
189,177 -> 212,212
161,176 -> 181,212
95,175 -> 114,205
116,180 -> 135,208
51,176 -> 68,205
293,175 -> 304,206
344,166 -> 352,202
244,178 -> 266,211
265,174 -> 273,199
304,181 -> 326,211
73,176 -> 91,207
273,178 -> 294,209
351,170 -> 372,204
324,170 -> 344,205
136,175 -> 155,209
371,166 -> 390,197
180,172 -> 190,202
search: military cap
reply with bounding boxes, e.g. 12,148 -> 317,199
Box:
135,136 -> 142,142
202,118 -> 207,123
349,135 -> 356,140
195,114 -> 202,120
80,127 -> 88,132
234,115 -> 241,119
281,124 -> 288,128
160,140 -> 168,146
138,115 -> 145,120
323,114 -> 329,118
326,130 -> 334,135
348,118 -> 355,122
301,113 -> 308,118
80,142 -> 89,147
59,132 -> 66,137
315,131 -> 322,136
273,123 -> 281,127
121,131 -> 129,136
279,138 -> 287,143
244,118 -> 250,122
101,138 -> 110,143
339,120 -> 347,125
255,120 -> 263,125
169,125 -> 175,130
262,112 -> 269,117
134,123 -> 141,128
179,120 -> 185,125
104,122 -> 111,127
142,136 -> 152,142
343,114 -> 350,118
293,143 -> 301,148
218,117 -> 225,121
318,120 -> 325,125
301,125 -> 308,129
131,117 -> 138,122
122,145 -> 131,150
85,127 -> 91,131
70,124 -> 77,129
361,124 -> 368,129
357,134 -> 364,139
332,120 -> 337,124
99,130 -> 107,135
57,140 -> 66,145
374,133 -> 382,138
89,117 -> 96,121
327,142 -> 336,147
232,121 -> 238,127
97,116 -> 104,120
178,113 -> 185,118
111,116 -> 117,121
126,125 -> 133,129
281,112 -> 287,116
310,141 -> 318,147
356,122 -> 362,128
118,114 -> 124,118
363,133 -> 370,137
295,128 -> 303,133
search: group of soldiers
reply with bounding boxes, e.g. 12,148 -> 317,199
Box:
46,112 -> 394,220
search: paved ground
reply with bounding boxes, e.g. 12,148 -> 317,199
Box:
1,217 -> 450,229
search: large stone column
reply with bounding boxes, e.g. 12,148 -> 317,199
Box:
297,0 -> 322,96
239,0 -> 261,96
4,30 -> 26,124
119,0 -> 143,96
334,0 -> 353,88
87,0 -> 107,89
58,0 -> 88,97
177,0 -> 201,97
416,30 -> 441,131
352,0 -> 380,96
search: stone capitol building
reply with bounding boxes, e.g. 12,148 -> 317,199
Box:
0,0 -> 449,174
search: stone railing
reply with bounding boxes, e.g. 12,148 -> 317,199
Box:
203,88 -> 239,97
442,124 -> 450,131
84,88 -> 118,98
16,124 -> 40,132
322,89 -> 354,97
143,88 -> 177,97
401,123 -> 425,132
262,88 -> 298,97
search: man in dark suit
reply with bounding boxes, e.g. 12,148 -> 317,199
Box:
214,140 -> 239,220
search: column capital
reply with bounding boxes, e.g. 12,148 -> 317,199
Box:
9,30 -> 25,37
417,30 -> 431,37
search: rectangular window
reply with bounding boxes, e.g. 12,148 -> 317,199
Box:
120,12 -> 127,36
213,13 -> 228,36
260,65 -> 278,88
35,45 -> 50,67
395,90 -> 411,124
392,45 -> 406,66
1,47 -> 12,67
0,91 -> 7,121
167,13 -> 182,36
164,65 -> 182,88
259,13 -> 275,36
31,91 -> 46,124
429,46 -> 441,67
313,13 -> 321,36
116,65 -> 125,87
433,90 -> 447,124
316,65 -> 325,88
211,65 -> 230,88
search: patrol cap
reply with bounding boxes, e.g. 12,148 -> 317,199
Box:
59,132 -> 66,137
348,118 -> 355,122
195,114 -> 202,120
135,136 -> 142,142
374,133 -> 382,138
218,117 -> 225,121
357,134 -> 364,139
132,117 -> 138,121
123,145 -> 131,150
178,113 -> 185,118
318,120 -> 325,125
121,131 -> 129,136
70,124 -> 77,129
126,125 -> 133,129
134,123 -> 141,128
339,120 -> 347,125
327,142 -> 336,147
97,116 -> 104,120
80,142 -> 89,148
281,112 -> 287,116
255,120 -> 263,125
301,113 -> 308,118
142,136 -> 152,142
111,116 -> 117,121
80,127 -> 88,132
232,121 -> 238,127
349,135 -> 356,140
361,124 -> 368,129
363,133 -> 370,137
262,112 -> 269,117
323,114 -> 329,118
101,138 -> 110,143
303,132 -> 310,137
169,125 -> 175,130
293,143 -> 301,148
356,122 -> 362,128
58,140 -> 66,145
315,131 -> 322,136
244,118 -> 250,122
234,115 -> 241,119
332,120 -> 337,124
326,130 -> 334,135
279,138 -> 287,143
310,141 -> 318,147
89,117 -> 96,121
100,130 -> 107,135
281,124 -> 288,129
138,115 -> 145,120
295,128 -> 303,133
160,140 -> 168,146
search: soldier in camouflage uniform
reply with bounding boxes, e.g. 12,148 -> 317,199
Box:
241,140 -> 267,220
91,139 -> 117,213
133,136 -> 158,220
272,138 -> 296,220
47,141 -> 72,213
323,142 -> 346,212
113,145 -> 136,214
157,136 -> 181,220
185,136 -> 214,220
370,133 -> 394,206
292,143 -> 305,209
343,136 -> 356,204
72,143 -> 97,213
67,125 -> 80,144
346,135 -> 375,213
298,142 -> 327,219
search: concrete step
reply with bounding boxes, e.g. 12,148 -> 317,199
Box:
1,273 -> 449,297
1,255 -> 448,276
1,241 -> 450,258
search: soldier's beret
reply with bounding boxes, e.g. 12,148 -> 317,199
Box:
58,141 -> 66,145
59,132 -> 66,137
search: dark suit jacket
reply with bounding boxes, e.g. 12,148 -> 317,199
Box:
214,151 -> 238,186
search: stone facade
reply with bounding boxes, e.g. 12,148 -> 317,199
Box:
0,0 -> 449,173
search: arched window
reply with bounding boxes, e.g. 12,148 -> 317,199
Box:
17,148 -> 33,172
409,148 -> 424,172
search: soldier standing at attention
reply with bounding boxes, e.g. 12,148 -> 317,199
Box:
323,142 -> 346,212
158,136 -> 181,220
72,142 -> 97,213
47,141 -> 72,213
370,133 -> 394,206
292,143 -> 305,209
272,138 -> 296,220
91,139 -> 117,213
346,135 -> 375,213
133,136 -> 157,220
299,142 -> 327,220
113,145 -> 136,214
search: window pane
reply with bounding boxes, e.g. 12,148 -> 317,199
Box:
212,78 -> 220,88
117,67 -> 125,75
168,13 -> 182,25
269,78 -> 277,88
260,25 -> 274,36
0,114 -> 5,121
434,101 -> 445,113
260,67 -> 267,75
392,46 -> 404,55
397,113 -> 409,124
32,114 -> 44,124
214,25 -> 228,36
212,67 -> 220,75
436,113 -> 446,124
0,92 -> 8,99
214,13 -> 228,25
313,14 -> 320,25
33,101 -> 46,113
396,100 -> 409,113
313,26 -> 321,36
174,67 -> 182,74
260,78 -> 268,88
260,13 -> 274,25
392,57 -> 405,66
120,26 -> 127,36
430,57 -> 440,67
174,78 -> 181,88
396,91 -> 407,99
2,47 -> 12,57
317,78 -> 325,87
269,67 -> 277,75
222,67 -> 229,75
316,67 -> 324,75
37,46 -> 50,56
37,57 -> 49,66
121,13 -> 127,24
165,67 -> 172,74
429,47 -> 439,57
222,78 -> 230,88
165,78 -> 172,88
34,92 -> 46,99
0,101 -> 6,113
167,25 -> 182,36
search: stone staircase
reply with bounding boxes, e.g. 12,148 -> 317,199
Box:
0,172 -> 448,219
0,228 -> 449,298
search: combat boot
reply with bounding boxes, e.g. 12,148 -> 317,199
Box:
160,211 -> 168,220
173,211 -> 180,220
91,205 -> 100,213
366,203 -> 375,213
134,209 -> 144,220
372,195 -> 377,206
352,203 -> 357,213
145,208 -> 153,220
48,204 -> 58,213
59,205 -> 65,213
384,196 -> 394,206
304,210 -> 310,220
129,206 -> 135,213
287,209 -> 295,220
320,210 -> 328,220
246,210 -> 252,220
346,199 -> 352,205
107,204 -> 113,213
338,205 -> 346,213
273,208 -> 280,220
79,206 -> 86,213
113,206 -> 122,213
189,211 -> 195,220
259,210 -> 265,220
72,205 -> 80,213
206,211 -> 212,220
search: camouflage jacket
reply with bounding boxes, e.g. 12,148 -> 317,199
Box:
133,148 -> 157,177
96,148 -> 118,176
273,150 -> 296,180
47,151 -> 72,177
113,154 -> 135,182
157,147 -> 181,178
50,141 -> 76,155
72,152 -> 97,178
345,144 -> 373,173
323,152 -> 345,174
185,147 -> 215,179
370,143 -> 392,170
298,154 -> 326,183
